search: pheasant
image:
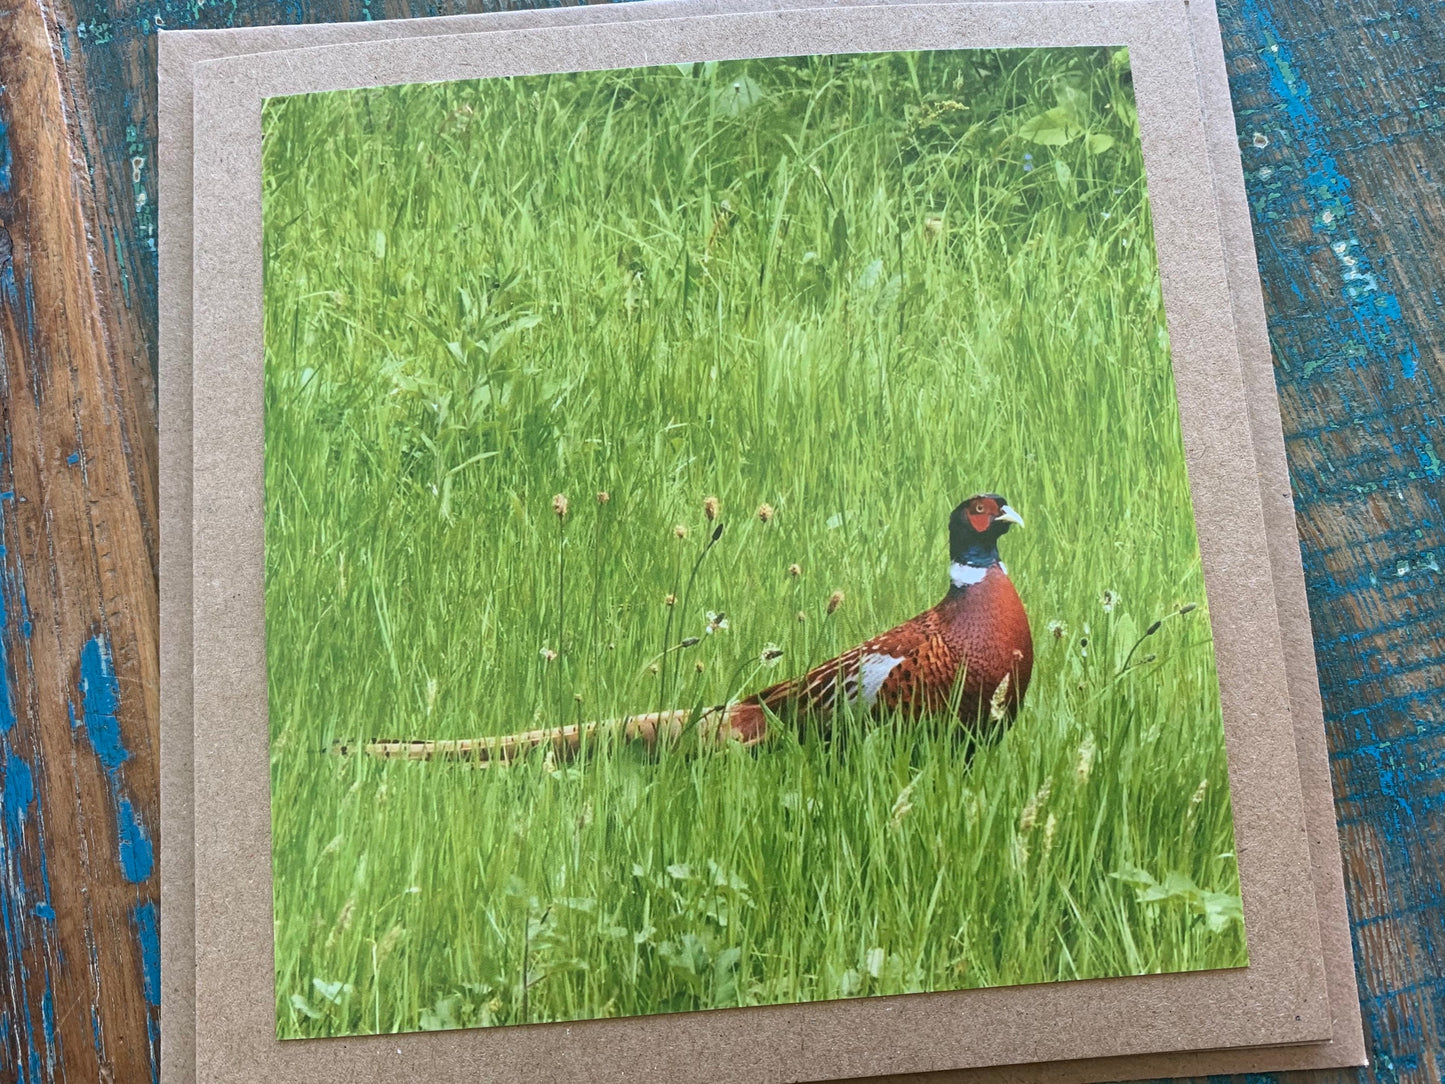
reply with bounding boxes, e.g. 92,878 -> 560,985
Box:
720,492 -> 1032,745
345,494 -> 1032,764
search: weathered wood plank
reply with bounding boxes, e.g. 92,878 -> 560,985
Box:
0,0 -> 161,1081
1,0 -> 1439,1080
1219,0 -> 1445,1080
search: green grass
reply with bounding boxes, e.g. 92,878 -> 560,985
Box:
261,47 -> 1245,1039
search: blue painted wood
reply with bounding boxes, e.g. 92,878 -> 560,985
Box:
1218,0 -> 1445,1079
0,1 -> 162,1072
0,0 -> 1438,1079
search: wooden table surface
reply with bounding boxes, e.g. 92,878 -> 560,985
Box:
0,0 -> 1439,1080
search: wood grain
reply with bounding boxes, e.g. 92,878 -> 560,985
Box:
0,0 -> 161,1080
0,0 -> 1437,1081
1218,1 -> 1445,1079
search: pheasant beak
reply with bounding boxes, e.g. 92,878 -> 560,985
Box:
996,505 -> 1024,529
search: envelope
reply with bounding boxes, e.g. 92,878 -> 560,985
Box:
159,2 -> 1364,1080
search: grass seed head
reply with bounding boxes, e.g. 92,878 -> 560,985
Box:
674,524 -> 688,539
664,593 -> 676,607
325,897 -> 357,950
760,643 -> 784,666
826,590 -> 845,614
757,502 -> 775,523
797,610 -> 807,623
552,493 -> 569,519
375,924 -> 404,966
889,780 -> 917,829
703,496 -> 720,521
988,673 -> 1011,722
1019,780 -> 1051,832
1075,736 -> 1097,785
788,563 -> 802,578
539,646 -> 558,662
596,490 -> 610,504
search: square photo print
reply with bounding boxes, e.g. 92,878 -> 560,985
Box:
260,46 -> 1246,1038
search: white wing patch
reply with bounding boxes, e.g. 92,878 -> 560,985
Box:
950,562 -> 989,588
856,653 -> 905,707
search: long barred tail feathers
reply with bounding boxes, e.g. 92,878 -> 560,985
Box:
332,702 -> 770,766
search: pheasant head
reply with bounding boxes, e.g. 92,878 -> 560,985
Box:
948,493 -> 1024,589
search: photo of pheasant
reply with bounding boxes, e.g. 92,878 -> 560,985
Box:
263,47 -> 1243,1038
739,491 -> 1031,730
350,494 -> 1032,763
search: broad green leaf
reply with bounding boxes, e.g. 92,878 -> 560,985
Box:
312,977 -> 351,1003
864,946 -> 886,978
1199,890 -> 1245,932
1018,106 -> 1082,146
714,74 -> 765,115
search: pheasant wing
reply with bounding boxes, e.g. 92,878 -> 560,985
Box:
753,609 -> 949,717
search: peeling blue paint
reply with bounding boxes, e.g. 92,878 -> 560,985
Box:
76,635 -> 162,908
135,901 -> 162,1084
1418,440 -> 1442,479
78,636 -> 128,774
0,745 -> 52,1084
1238,0 -> 1425,386
2,750 -> 34,842
0,443 -> 32,745
41,985 -> 55,1075
0,615 -> 15,739
146,1012 -> 160,1084
0,416 -> 54,1082
0,106 -> 12,194
132,901 -> 160,1006
116,798 -> 154,884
